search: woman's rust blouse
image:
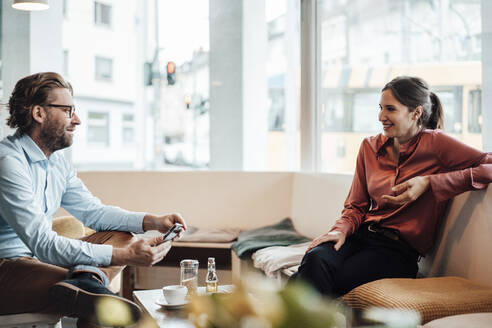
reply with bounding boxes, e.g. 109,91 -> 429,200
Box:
330,129 -> 492,255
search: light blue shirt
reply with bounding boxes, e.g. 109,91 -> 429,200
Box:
0,132 -> 145,267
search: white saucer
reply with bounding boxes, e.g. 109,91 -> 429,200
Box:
155,296 -> 188,309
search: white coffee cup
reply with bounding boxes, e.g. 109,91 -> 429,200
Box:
162,285 -> 188,305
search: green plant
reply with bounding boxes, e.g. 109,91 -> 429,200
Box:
187,275 -> 344,328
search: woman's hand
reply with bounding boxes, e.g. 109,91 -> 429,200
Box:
111,236 -> 172,266
382,176 -> 430,205
306,230 -> 346,253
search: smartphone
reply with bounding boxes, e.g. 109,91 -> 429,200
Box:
160,223 -> 183,243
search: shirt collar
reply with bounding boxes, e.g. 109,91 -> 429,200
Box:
398,130 -> 422,154
371,130 -> 423,158
17,132 -> 48,163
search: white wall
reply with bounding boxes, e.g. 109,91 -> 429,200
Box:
63,0 -> 145,169
62,0 -> 137,102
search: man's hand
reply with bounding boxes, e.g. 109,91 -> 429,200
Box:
382,176 -> 430,205
111,236 -> 172,266
142,213 -> 187,235
306,230 -> 346,253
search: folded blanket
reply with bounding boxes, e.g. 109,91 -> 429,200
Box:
282,265 -> 300,277
179,227 -> 240,243
135,226 -> 240,243
231,218 -> 310,259
252,242 -> 310,278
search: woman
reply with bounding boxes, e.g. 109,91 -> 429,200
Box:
291,76 -> 492,297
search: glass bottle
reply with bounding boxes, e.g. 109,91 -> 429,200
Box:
205,257 -> 218,293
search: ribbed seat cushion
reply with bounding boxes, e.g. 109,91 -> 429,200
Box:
342,277 -> 492,324
423,313 -> 492,328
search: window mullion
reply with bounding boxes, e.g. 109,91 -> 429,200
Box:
482,0 -> 492,151
300,0 -> 322,172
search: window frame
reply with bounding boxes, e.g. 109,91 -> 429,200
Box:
94,1 -> 112,27
122,113 -> 136,145
94,56 -> 113,82
87,111 -> 110,147
63,49 -> 69,77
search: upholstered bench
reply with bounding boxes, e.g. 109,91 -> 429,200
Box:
342,276 -> 492,324
57,171 -> 490,326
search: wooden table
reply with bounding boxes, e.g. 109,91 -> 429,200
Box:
133,286 -> 234,328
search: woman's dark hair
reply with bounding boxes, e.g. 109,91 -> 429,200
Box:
382,76 -> 444,130
7,72 -> 73,134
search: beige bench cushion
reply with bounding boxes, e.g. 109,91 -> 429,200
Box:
52,216 -> 85,239
342,277 -> 492,324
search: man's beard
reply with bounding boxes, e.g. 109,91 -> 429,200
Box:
39,119 -> 73,154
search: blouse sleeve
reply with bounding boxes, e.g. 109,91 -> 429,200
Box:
428,130 -> 492,202
329,140 -> 371,236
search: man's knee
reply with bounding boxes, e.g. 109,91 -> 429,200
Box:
0,257 -> 67,315
104,231 -> 136,247
110,231 -> 135,241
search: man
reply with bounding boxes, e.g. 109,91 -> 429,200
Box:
0,72 -> 187,327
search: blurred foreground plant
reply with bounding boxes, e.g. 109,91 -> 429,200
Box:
187,274 -> 344,328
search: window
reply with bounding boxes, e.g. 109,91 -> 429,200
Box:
265,1 -> 301,171
95,56 -> 113,81
434,87 -> 463,134
57,0 -> 488,171
0,4 -> 2,109
63,50 -> 69,77
59,0 -> 303,171
63,0 -> 68,18
87,112 -> 109,146
318,0 -> 482,173
94,2 -> 112,27
122,114 -> 135,144
468,89 -> 482,133
352,91 -> 381,133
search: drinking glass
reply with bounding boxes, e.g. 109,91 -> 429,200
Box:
180,259 -> 199,296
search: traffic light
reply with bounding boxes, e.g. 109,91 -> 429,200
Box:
167,61 -> 176,86
184,95 -> 191,109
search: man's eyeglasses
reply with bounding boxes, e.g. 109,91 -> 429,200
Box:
45,104 -> 76,118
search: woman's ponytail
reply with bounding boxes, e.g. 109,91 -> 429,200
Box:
427,92 -> 444,130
